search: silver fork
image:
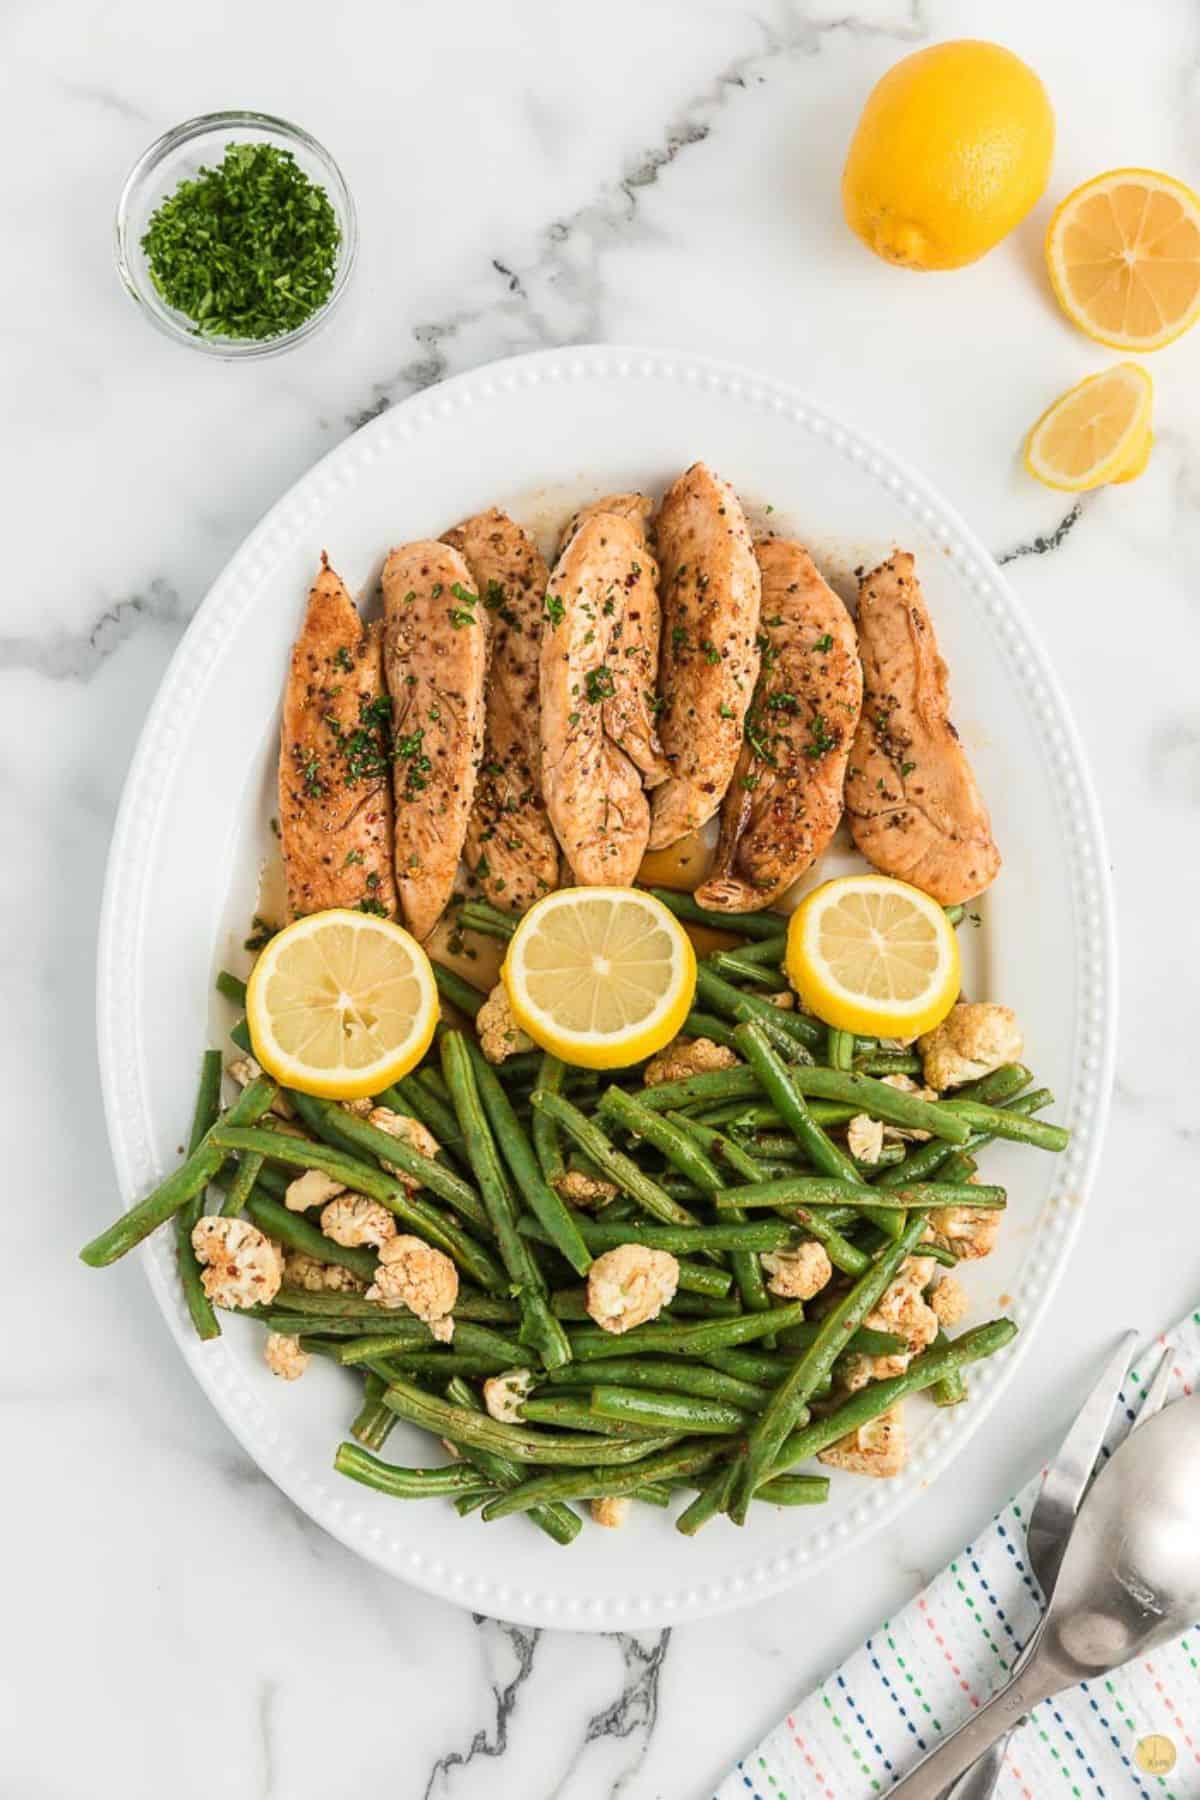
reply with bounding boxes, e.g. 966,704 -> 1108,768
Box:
940,1331 -> 1174,1800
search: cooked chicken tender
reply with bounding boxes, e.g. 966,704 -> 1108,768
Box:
643,1037 -> 738,1087
586,1245 -> 680,1334
557,491 -> 654,555
845,552 -> 1001,904
441,509 -> 560,913
761,1240 -> 833,1300
649,464 -> 762,849
191,1217 -> 283,1310
918,1003 -> 1024,1091
540,513 -> 656,884
320,1194 -> 396,1250
697,540 -> 861,911
818,1405 -> 908,1478
476,983 -> 534,1062
278,558 -> 398,921
483,1368 -> 535,1423
383,541 -> 488,940
367,1234 -> 459,1340
264,1333 -> 310,1381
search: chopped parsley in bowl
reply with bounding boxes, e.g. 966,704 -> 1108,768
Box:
115,112 -> 356,358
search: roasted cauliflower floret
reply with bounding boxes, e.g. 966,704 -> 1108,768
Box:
482,1367 -> 535,1423
476,983 -> 534,1063
643,1037 -> 737,1088
818,1404 -> 908,1478
586,1245 -> 679,1334
367,1234 -> 458,1340
285,1170 -> 346,1213
320,1194 -> 396,1250
555,1168 -> 620,1208
191,1216 -> 283,1309
930,1274 -> 970,1327
851,1259 -> 940,1382
281,1251 -> 366,1294
227,1056 -> 295,1118
847,1114 -> 885,1164
340,1096 -> 375,1117
761,1240 -> 833,1301
918,1002 -> 1023,1092
264,1332 -> 310,1380
929,1203 -> 1002,1261
766,989 -> 796,1010
591,1496 -> 632,1529
366,1107 -> 439,1188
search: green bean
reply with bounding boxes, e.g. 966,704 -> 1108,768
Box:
215,969 -> 248,1007
953,1063 -> 1033,1104
286,1090 -> 491,1235
250,1310 -> 403,1337
729,1210 -> 931,1522
772,1322 -> 909,1359
598,1087 -> 727,1191
480,1439 -> 721,1520
264,1288 -> 409,1321
465,1041 -> 591,1278
339,1317 -> 525,1365
531,1053 -> 567,1191
443,1377 -> 583,1546
456,901 -> 517,942
772,1318 -> 1018,1475
940,1097 -> 1070,1152
591,1386 -> 750,1435
530,1089 -> 704,1230
520,1398 -> 669,1438
432,962 -> 485,1019
701,1099 -> 859,1131
522,1215 -> 803,1255
676,1462 -> 738,1535
827,1028 -> 856,1072
216,1123 -> 506,1295
647,888 -> 789,940
373,1352 -> 511,1378
380,1077 -> 466,1159
852,1050 -> 921,1076
175,1050 -> 225,1339
705,949 -> 785,988
634,1066 -> 759,1112
242,1193 -> 378,1284
440,1034 -> 570,1369
694,965 -> 821,1055
930,1329 -> 969,1407
944,903 -> 966,926
755,1474 -> 832,1506
681,1011 -> 740,1050
334,1443 -> 493,1499
80,1073 -> 277,1268
713,1178 -> 1004,1212
229,1017 -> 253,1055
350,1372 -> 396,1452
566,1298 -> 807,1362
934,1152 -> 977,1186
381,1375 -> 675,1465
874,1087 -> 1049,1187
791,1063 -> 971,1142
543,1359 -> 769,1411
665,1112 -> 774,1327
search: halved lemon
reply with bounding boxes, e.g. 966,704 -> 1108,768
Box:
785,874 -> 960,1038
246,909 -> 439,1099
1023,363 -> 1153,492
1047,168 -> 1200,352
502,888 -> 696,1069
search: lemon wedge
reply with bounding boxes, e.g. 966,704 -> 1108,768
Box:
246,909 -> 439,1099
1047,168 -> 1200,352
785,875 -> 960,1038
1023,363 -> 1153,492
502,888 -> 696,1069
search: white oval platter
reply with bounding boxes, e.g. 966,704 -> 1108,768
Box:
97,346 -> 1116,1629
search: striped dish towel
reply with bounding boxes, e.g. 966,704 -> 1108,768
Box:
716,1310 -> 1200,1800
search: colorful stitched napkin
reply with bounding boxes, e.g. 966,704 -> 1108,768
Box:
716,1311 -> 1200,1799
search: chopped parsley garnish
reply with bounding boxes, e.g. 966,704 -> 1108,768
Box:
544,593 -> 565,628
450,581 -> 477,607
139,142 -> 340,342
805,714 -> 836,759
300,752 -> 323,797
718,702 -> 735,719
357,897 -> 389,917
483,579 -> 506,610
244,915 -> 279,952
900,760 -> 917,778
431,582 -> 443,598
701,640 -> 721,666
343,848 -> 365,867
395,726 -> 432,797
813,633 -> 833,654
448,608 -> 476,629
585,665 -> 616,703
333,645 -> 354,672
671,624 -> 688,650
567,710 -> 581,727
766,691 -> 798,713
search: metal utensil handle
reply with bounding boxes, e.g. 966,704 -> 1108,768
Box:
886,1662 -> 1054,1800
939,1737 -> 1011,1800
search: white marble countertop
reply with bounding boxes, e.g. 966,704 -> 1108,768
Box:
9,1 -> 1200,1794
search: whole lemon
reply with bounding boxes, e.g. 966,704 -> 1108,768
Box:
842,40 -> 1054,271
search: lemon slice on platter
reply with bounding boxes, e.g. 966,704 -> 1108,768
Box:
1023,363 -> 1153,492
786,874 -> 960,1038
246,909 -> 439,1099
503,888 -> 696,1069
1046,167 -> 1200,352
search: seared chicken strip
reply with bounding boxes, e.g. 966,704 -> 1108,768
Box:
649,463 -> 761,848
278,558 -> 397,921
557,494 -> 668,787
696,540 -> 862,911
441,508 -> 559,913
540,512 -> 652,885
845,552 -> 1001,904
382,542 -> 488,939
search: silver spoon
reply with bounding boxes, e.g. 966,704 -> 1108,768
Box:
888,1393 -> 1200,1798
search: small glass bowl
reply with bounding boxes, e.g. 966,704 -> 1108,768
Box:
114,110 -> 357,359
